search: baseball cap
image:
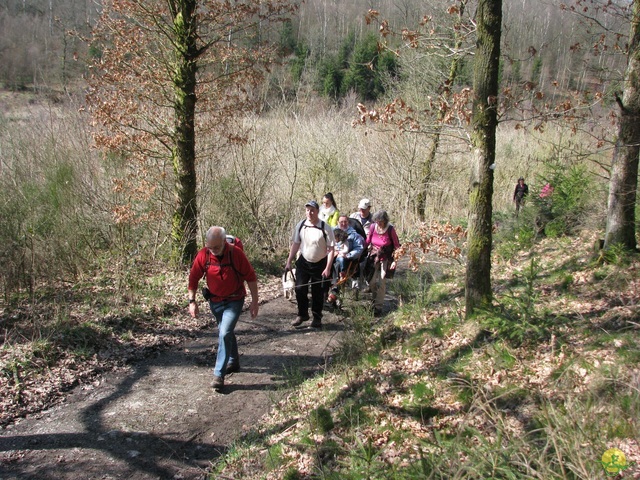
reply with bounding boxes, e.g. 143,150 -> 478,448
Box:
305,200 -> 319,209
358,198 -> 371,210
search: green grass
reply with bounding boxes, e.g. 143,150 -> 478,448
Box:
265,443 -> 286,470
308,406 -> 334,434
205,230 -> 640,479
490,342 -> 517,369
3,218 -> 638,480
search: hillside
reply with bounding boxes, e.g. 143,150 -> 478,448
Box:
0,211 -> 638,479
1,0 -> 638,476
209,230 -> 639,479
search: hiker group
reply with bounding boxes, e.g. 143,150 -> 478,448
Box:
187,196 -> 400,391
285,196 -> 400,328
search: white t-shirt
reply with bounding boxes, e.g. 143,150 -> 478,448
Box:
292,219 -> 335,263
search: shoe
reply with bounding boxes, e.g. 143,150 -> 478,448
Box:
327,293 -> 337,304
291,315 -> 309,327
225,363 -> 240,374
373,308 -> 384,317
310,317 -> 322,328
210,375 -> 224,390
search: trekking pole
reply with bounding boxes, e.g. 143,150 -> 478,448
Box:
284,267 -> 330,289
294,277 -> 332,288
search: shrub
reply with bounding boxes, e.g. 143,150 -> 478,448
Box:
480,257 -> 554,346
532,160 -> 595,237
0,160 -> 106,296
309,406 -> 334,434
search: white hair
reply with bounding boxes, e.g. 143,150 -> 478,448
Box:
205,226 -> 227,244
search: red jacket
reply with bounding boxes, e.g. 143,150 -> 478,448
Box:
188,244 -> 257,301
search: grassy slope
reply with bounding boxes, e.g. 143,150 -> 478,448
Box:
211,230 -> 639,479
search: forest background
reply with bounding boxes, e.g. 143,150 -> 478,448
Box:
0,0 -> 629,295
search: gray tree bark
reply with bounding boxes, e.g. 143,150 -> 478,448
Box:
465,0 -> 502,317
604,0 -> 640,252
416,0 -> 467,221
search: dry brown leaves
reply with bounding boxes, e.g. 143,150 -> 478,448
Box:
218,229 -> 640,478
394,221 -> 466,269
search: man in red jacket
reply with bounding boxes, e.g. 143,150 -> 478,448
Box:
188,226 -> 258,391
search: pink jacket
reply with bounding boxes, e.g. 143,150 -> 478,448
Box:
366,225 -> 401,262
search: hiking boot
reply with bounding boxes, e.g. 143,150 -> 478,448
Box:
291,315 -> 309,327
310,317 -> 322,328
210,375 -> 224,391
225,363 -> 240,374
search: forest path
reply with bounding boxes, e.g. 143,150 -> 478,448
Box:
0,291 -> 348,480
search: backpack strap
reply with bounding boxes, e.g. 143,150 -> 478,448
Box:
201,246 -> 244,300
203,245 -> 241,278
298,220 -> 327,244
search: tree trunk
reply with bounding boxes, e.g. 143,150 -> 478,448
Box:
171,1 -> 199,265
465,0 -> 501,317
604,0 -> 640,252
416,0 -> 466,221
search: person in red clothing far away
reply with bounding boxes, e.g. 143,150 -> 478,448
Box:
187,226 -> 258,391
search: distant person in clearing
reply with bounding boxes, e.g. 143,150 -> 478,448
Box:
188,226 -> 258,392
539,183 -> 554,198
513,177 -> 529,216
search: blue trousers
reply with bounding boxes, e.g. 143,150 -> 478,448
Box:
208,298 -> 243,378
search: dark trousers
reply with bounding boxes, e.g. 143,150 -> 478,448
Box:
295,255 -> 329,320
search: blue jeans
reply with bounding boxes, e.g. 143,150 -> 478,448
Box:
208,298 -> 243,378
334,256 -> 347,274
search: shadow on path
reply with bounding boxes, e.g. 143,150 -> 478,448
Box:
0,299 -> 345,480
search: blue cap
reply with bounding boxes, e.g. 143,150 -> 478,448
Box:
305,200 -> 319,209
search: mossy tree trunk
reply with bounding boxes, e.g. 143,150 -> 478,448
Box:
170,1 -> 199,265
604,0 -> 640,252
465,0 -> 501,317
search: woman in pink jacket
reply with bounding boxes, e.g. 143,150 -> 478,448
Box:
365,210 -> 401,315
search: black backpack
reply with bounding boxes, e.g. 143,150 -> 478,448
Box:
348,217 -> 367,239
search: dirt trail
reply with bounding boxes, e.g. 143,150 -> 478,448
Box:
0,293 -> 346,480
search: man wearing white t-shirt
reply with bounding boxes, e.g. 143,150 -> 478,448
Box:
285,200 -> 335,328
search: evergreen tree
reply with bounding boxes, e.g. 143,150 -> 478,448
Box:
343,33 -> 397,101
